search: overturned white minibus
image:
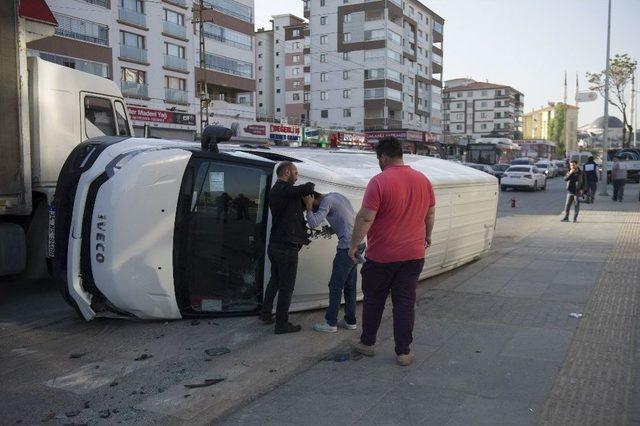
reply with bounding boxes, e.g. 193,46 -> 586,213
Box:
50,137 -> 498,320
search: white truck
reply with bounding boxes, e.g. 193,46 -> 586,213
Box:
1,29 -> 133,278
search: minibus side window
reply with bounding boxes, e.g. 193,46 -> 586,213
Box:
114,101 -> 131,136
84,96 -> 117,139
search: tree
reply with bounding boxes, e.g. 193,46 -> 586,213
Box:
548,103 -> 567,156
587,54 -> 638,147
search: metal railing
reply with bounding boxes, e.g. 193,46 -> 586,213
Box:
164,54 -> 188,70
121,81 -> 148,98
165,87 -> 189,104
120,44 -> 148,62
54,13 -> 109,46
118,7 -> 146,27
163,20 -> 186,39
164,0 -> 187,6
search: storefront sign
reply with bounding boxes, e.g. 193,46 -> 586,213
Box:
269,124 -> 301,141
127,107 -> 196,126
365,130 -> 425,143
337,131 -> 366,147
209,117 -> 268,140
244,125 -> 267,136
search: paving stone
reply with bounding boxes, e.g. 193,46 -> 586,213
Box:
444,395 -> 538,426
497,280 -> 550,299
501,327 -> 574,364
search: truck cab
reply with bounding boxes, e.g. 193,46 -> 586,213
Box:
0,57 -> 133,277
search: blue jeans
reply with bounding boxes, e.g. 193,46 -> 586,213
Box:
324,247 -> 361,327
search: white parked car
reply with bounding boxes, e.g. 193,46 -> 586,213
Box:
500,165 -> 547,191
535,162 -> 556,178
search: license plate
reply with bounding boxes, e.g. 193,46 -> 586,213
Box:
47,205 -> 56,258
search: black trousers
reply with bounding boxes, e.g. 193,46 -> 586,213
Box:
261,243 -> 301,325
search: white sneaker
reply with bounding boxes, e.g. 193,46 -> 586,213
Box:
338,319 -> 357,330
313,322 -> 338,333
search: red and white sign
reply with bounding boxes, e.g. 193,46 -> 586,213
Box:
269,124 -> 302,142
337,131 -> 366,146
127,106 -> 196,126
366,130 -> 425,143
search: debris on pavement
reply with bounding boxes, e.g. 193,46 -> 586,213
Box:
98,410 -> 110,419
134,354 -> 153,361
83,401 -> 90,409
69,353 -> 86,359
109,381 -> 118,387
183,378 -> 225,389
569,313 -> 583,319
65,410 -> 80,418
204,347 -> 230,357
333,353 -> 349,362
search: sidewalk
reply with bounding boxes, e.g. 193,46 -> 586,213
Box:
223,198 -> 640,425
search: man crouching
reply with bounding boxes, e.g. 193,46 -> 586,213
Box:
305,191 -> 364,333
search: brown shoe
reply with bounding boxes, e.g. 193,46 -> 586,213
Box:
351,338 -> 375,357
397,352 -> 414,367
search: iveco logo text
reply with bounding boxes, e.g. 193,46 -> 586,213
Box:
95,214 -> 107,263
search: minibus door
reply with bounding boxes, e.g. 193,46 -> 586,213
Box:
174,157 -> 272,315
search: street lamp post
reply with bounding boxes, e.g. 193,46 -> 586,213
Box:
598,0 -> 612,196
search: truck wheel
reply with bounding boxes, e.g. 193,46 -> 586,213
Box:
0,222 -> 26,276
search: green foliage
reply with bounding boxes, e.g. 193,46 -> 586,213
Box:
548,103 -> 567,156
587,54 -> 638,147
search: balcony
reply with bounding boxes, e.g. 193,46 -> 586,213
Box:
120,81 -> 148,98
165,87 -> 189,104
163,0 -> 187,6
53,13 -> 109,46
164,54 -> 188,71
163,20 -> 187,39
118,7 -> 146,28
209,93 -> 255,119
120,44 -> 148,63
433,22 -> 443,44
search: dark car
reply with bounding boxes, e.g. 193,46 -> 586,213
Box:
491,164 -> 510,182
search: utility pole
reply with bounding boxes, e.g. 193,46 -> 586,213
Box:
632,71 -> 637,148
198,0 -> 209,136
599,0 -> 612,196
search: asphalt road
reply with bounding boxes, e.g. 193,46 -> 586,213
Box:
0,176 -> 633,425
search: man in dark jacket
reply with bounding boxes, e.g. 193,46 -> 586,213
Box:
583,156 -> 598,203
260,161 -> 314,334
562,160 -> 584,223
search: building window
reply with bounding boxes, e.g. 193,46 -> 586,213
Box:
481,101 -> 487,107
293,55 -> 300,63
120,30 -> 145,49
343,51 -> 349,61
344,13 -> 352,23
292,68 -> 300,75
293,81 -> 301,87
277,108 -> 281,112
165,75 -> 186,90
343,108 -> 351,118
164,8 -> 184,26
258,41 -> 262,46
343,89 -> 350,99
258,53 -> 262,58
495,101 -> 501,107
495,123 -> 501,129
276,52 -> 279,56
53,13 -> 109,46
456,103 -> 463,108
481,90 -> 487,96
456,92 -> 462,98
456,124 -> 462,130
164,42 -> 185,58
466,91 -> 473,97
293,29 -> 300,37
304,92 -> 310,102
320,72 -> 328,82
320,0 -> 326,6
320,91 -> 327,100
364,28 -> 385,41
121,67 -> 145,83
343,32 -> 351,42
320,15 -> 327,25
259,102 -> 263,107
321,109 -> 328,118
320,53 -> 327,62
276,64 -> 279,68
258,90 -> 262,94
276,89 -> 281,93
481,123 -> 487,130
343,70 -> 349,80
293,93 -> 300,101
320,35 -> 327,45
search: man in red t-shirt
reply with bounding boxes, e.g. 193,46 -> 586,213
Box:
348,136 -> 436,366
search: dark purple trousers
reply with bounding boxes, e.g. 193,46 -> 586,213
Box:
359,258 -> 425,355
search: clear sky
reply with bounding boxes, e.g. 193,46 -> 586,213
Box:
255,0 -> 640,127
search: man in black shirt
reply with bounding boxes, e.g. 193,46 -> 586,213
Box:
583,156 -> 598,203
562,160 -> 584,223
260,161 -> 315,334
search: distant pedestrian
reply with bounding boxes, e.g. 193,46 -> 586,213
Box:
260,161 -> 315,334
562,160 -> 584,223
305,192 -> 364,333
349,137 -> 436,366
583,156 -> 598,203
611,156 -> 627,202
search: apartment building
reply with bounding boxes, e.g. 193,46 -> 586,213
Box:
255,14 -> 308,124
522,103 -> 579,153
27,0 -> 256,140
442,78 -> 524,144
303,0 -> 444,149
